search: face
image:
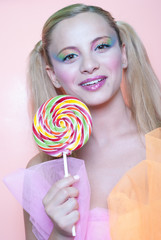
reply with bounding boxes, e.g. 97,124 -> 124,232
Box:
47,12 -> 127,106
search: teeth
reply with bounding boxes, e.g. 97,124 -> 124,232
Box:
82,78 -> 103,86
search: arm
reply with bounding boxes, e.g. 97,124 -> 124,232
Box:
48,230 -> 73,240
23,154 -> 42,240
24,210 -> 37,240
24,209 -> 75,240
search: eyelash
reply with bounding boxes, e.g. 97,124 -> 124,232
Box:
59,41 -> 113,62
95,43 -> 111,51
62,53 -> 78,62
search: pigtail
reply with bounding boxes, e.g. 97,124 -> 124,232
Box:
27,40 -> 57,117
117,21 -> 161,133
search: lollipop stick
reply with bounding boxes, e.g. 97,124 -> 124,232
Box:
72,226 -> 76,237
63,152 -> 76,237
63,152 -> 69,177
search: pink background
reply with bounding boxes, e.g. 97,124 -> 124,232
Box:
1,0 -> 161,239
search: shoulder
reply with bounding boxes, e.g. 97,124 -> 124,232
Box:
26,152 -> 53,168
26,153 -> 43,168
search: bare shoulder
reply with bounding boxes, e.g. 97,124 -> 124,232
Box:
26,153 -> 42,168
26,152 -> 52,168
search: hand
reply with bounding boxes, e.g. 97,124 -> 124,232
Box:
43,175 -> 80,238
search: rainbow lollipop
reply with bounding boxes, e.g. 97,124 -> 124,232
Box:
32,95 -> 92,235
33,95 -> 92,159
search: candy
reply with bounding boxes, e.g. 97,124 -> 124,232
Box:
32,95 -> 92,237
33,95 -> 92,157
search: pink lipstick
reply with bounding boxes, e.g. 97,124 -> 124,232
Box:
79,75 -> 107,91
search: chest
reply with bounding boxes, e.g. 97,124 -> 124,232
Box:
84,142 -> 146,209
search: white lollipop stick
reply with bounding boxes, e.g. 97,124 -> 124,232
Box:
63,152 -> 69,177
63,152 -> 76,237
72,225 -> 76,237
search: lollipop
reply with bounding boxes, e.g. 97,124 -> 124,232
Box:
32,95 -> 92,236
33,95 -> 92,158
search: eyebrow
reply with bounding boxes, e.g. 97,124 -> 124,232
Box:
57,36 -> 112,55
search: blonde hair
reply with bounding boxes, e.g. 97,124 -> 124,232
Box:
117,21 -> 161,133
28,3 -> 161,133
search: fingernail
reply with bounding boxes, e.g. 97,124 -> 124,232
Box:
73,175 -> 80,180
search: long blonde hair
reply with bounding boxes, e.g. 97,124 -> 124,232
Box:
28,3 -> 161,133
117,21 -> 161,133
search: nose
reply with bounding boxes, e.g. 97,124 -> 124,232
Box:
80,54 -> 100,74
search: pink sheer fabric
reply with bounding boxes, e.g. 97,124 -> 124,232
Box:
4,158 -> 91,240
85,208 -> 111,240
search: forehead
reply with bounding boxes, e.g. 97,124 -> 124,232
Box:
49,12 -> 116,50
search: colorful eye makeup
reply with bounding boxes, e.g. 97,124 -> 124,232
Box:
53,36 -> 116,63
53,48 -> 79,62
92,36 -> 116,51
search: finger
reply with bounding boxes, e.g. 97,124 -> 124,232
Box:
53,186 -> 79,206
64,210 -> 80,228
55,210 -> 80,234
44,189 -> 79,219
61,197 -> 79,215
43,175 -> 79,205
44,197 -> 79,227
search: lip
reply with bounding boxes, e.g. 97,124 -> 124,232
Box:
79,75 -> 107,91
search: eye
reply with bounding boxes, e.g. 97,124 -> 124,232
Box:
63,53 -> 78,63
95,43 -> 111,52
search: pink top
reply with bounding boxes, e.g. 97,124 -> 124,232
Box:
86,208 -> 111,240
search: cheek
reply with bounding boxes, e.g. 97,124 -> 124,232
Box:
107,54 -> 122,71
57,71 -> 72,83
110,58 -> 122,71
101,48 -> 122,72
53,63 -> 75,86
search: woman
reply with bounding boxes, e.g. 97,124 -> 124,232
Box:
8,3 -> 161,240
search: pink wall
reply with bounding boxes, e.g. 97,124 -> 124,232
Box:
1,0 -> 161,239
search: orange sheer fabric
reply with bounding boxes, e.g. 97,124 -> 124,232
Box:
108,128 -> 161,240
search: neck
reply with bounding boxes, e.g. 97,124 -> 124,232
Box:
88,89 -> 135,146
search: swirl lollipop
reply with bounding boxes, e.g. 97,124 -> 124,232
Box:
33,95 -> 92,158
32,95 -> 92,236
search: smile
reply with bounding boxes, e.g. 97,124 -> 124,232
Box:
81,78 -> 104,86
79,76 -> 107,91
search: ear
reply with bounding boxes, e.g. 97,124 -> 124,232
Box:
46,65 -> 62,88
121,44 -> 128,69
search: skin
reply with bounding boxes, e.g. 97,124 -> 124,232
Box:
47,13 -> 127,107
24,12 -> 146,240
